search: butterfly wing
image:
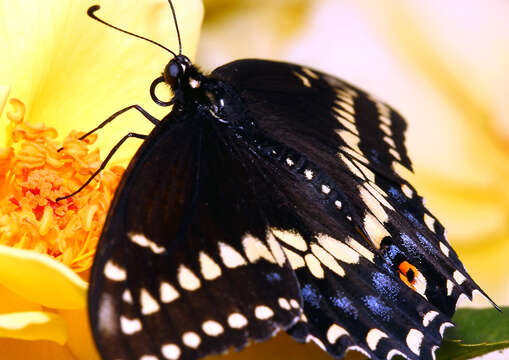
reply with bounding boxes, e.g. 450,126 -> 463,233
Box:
210,59 -> 491,358
89,57 -> 492,360
225,143 -> 451,360
88,113 -> 302,360
212,59 -> 412,176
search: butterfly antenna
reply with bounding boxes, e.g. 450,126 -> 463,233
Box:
87,5 -> 177,57
167,1 -> 182,55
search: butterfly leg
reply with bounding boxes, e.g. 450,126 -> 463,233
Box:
56,132 -> 147,201
78,105 -> 160,142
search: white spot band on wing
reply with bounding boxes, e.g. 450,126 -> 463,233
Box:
129,233 -> 166,254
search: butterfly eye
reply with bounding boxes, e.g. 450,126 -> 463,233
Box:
168,62 -> 181,78
164,60 -> 184,88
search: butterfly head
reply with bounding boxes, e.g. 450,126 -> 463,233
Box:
150,55 -> 204,107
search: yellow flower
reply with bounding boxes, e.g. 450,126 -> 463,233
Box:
1,1 -> 504,359
0,0 -> 203,359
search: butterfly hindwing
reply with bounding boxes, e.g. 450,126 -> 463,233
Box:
228,136 -> 450,360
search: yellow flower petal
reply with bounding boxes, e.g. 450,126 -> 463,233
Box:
0,85 -> 9,116
0,0 -> 204,166
0,311 -> 67,345
460,232 -> 509,307
411,175 -> 507,242
199,0 -> 310,68
0,285 -> 42,314
207,331 -> 366,360
0,245 -> 87,309
0,338 -> 75,360
59,308 -> 100,360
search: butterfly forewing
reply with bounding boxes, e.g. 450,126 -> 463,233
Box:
211,59 -> 412,176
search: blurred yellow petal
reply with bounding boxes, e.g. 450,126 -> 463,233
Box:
411,177 -> 506,241
0,85 -> 9,118
0,311 -> 67,345
0,245 -> 87,309
199,0 -> 311,68
0,285 -> 42,314
208,332 -> 366,360
0,0 -> 204,165
59,308 -> 100,360
0,338 -> 75,360
356,1 -> 509,306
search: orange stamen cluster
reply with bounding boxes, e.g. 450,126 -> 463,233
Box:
0,99 -> 124,272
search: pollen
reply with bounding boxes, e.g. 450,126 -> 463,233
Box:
398,260 -> 418,289
0,99 -> 124,272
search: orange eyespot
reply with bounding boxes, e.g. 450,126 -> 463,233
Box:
398,261 -> 418,289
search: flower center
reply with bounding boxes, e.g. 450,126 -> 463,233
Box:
0,98 -> 123,272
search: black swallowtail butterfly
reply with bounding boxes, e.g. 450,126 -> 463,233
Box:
73,3 -> 496,360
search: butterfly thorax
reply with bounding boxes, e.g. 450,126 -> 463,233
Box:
165,55 -> 256,131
